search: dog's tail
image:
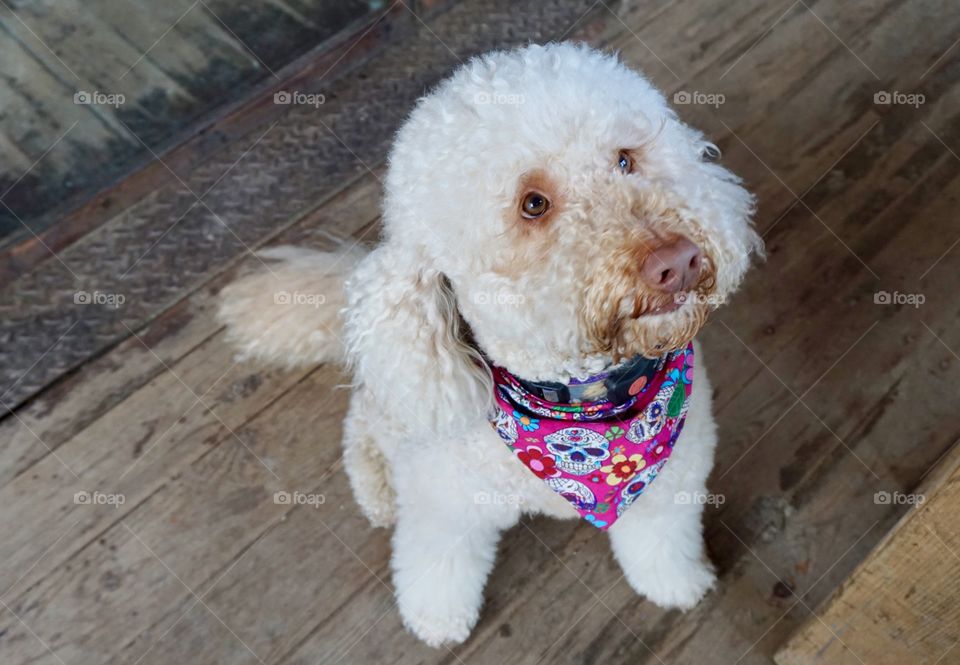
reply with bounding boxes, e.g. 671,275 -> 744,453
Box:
218,244 -> 368,368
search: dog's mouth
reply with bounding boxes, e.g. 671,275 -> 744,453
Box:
586,264 -> 718,361
637,298 -> 683,317
621,302 -> 709,358
629,284 -> 711,319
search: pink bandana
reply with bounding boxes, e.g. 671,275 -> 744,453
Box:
489,344 -> 694,530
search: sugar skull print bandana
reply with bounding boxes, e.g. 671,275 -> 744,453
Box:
489,344 -> 694,530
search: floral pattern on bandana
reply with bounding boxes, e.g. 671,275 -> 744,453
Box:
489,344 -> 694,530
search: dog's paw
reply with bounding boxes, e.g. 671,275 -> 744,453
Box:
401,610 -> 475,648
396,578 -> 481,647
628,558 -> 716,611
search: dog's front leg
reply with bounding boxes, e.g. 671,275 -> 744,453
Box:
608,354 -> 718,610
607,483 -> 716,610
390,473 -> 512,647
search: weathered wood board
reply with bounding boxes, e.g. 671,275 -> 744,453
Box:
775,443 -> 960,665
0,0 -> 374,241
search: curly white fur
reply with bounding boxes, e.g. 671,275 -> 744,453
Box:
221,42 -> 761,647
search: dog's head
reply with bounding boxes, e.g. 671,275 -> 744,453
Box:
377,43 -> 761,386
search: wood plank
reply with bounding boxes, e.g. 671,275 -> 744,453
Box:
0,26 -> 131,238
0,328 -> 312,590
0,0 -> 401,276
0,0 -> 377,242
775,443 -> 960,665
0,166 -> 382,664
107,377 -> 383,665
0,169 -> 384,614
0,167 -> 382,490
199,0 -> 374,72
0,365 -> 357,665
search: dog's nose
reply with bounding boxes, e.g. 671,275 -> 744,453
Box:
640,237 -> 702,293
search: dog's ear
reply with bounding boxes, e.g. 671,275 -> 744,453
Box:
344,245 -> 492,435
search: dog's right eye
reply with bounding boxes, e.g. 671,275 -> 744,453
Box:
520,192 -> 550,219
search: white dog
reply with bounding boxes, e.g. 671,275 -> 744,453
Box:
219,42 -> 762,647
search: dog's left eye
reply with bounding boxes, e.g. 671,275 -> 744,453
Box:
617,150 -> 634,174
520,192 -> 550,218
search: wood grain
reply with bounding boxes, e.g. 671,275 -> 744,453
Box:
775,443 -> 960,665
0,168 -> 383,490
0,0 -> 375,242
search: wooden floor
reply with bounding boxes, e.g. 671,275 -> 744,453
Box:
0,0 -> 374,243
2,0 -> 959,663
